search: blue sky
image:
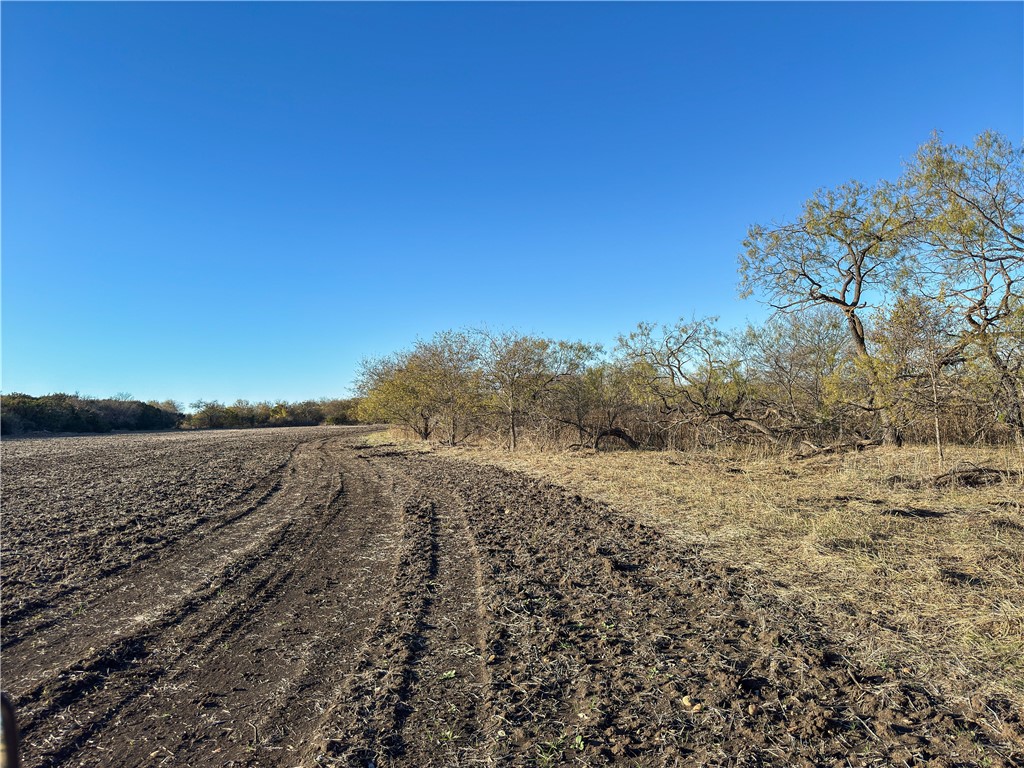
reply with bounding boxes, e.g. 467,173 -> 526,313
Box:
3,2 -> 1021,405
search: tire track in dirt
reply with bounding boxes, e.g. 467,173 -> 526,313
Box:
85,441 -> 402,768
5,440 -> 314,702
12,516 -> 299,739
315,449 -> 493,767
0,471 -> 285,643
1,436 -> 305,640
5,432 -> 402,768
349,447 -> 1019,767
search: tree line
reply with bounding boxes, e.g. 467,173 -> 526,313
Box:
182,397 -> 360,429
1,394 -> 363,435
1,393 -> 180,435
357,131 -> 1023,454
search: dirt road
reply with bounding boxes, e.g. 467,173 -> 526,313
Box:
1,429 -> 1018,766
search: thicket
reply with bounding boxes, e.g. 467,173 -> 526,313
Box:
357,131 -> 1024,454
0,394 -> 180,435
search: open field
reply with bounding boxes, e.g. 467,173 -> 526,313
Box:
1,427 -> 1021,766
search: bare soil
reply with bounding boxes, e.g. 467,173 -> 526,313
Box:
1,428 -> 1019,766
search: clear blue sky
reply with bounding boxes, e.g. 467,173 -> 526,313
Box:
3,2 -> 1021,405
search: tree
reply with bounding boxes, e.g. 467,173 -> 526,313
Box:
477,330 -> 590,451
355,333 -> 487,444
739,180 -> 917,445
188,400 -> 228,429
581,360 -> 649,450
905,131 -> 1024,446
618,317 -> 779,447
537,358 -> 617,446
873,294 -> 956,459
414,331 -> 485,446
909,130 -> 1023,264
740,307 -> 851,443
319,397 -> 362,425
148,399 -> 183,415
355,353 -> 436,439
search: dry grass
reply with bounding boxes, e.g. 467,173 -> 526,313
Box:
378,429 -> 1024,717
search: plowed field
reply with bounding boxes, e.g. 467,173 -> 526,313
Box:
1,428 -> 1018,766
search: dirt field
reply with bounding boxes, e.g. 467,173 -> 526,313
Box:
1,428 -> 1020,766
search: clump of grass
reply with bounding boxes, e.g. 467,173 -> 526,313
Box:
446,442 -> 1024,717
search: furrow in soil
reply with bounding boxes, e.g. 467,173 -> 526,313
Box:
317,466 -> 492,767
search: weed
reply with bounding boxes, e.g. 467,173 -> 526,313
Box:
535,737 -> 565,767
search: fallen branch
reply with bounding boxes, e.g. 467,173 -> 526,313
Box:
791,439 -> 882,460
594,427 -> 639,451
931,465 -> 1021,488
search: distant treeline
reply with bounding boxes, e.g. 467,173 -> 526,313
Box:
1,393 -> 180,435
0,394 -> 363,436
182,398 -> 361,429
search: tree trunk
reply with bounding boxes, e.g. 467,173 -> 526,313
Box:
594,427 -> 639,451
930,371 -> 943,463
846,309 -> 902,446
447,411 -> 457,446
983,345 -> 1024,450
879,409 -> 904,447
